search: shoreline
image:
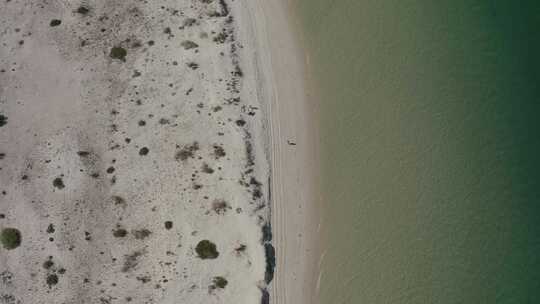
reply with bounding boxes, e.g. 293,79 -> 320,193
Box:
241,1 -> 321,303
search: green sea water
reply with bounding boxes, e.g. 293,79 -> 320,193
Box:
293,0 -> 540,302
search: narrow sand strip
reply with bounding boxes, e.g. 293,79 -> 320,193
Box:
243,1 -> 321,303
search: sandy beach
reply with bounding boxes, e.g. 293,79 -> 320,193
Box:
243,1 -> 321,303
0,0 -> 318,303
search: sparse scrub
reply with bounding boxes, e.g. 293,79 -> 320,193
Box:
213,145 -> 226,159
132,229 -> 152,240
109,46 -> 127,61
210,276 -> 228,290
175,142 -> 199,161
186,62 -> 199,70
202,163 -> 214,174
195,240 -> 219,259
212,200 -> 230,214
181,40 -> 199,50
52,177 -> 65,189
0,228 -> 21,250
113,228 -> 128,238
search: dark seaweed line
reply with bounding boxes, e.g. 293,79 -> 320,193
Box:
261,176 -> 274,304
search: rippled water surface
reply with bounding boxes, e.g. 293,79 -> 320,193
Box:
294,0 -> 540,302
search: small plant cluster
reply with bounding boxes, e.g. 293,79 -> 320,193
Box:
0,228 -> 21,250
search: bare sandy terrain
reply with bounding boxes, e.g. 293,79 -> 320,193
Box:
0,0 -> 270,303
0,0 -> 317,304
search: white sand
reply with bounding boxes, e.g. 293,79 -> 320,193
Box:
0,0 -> 317,303
243,1 -> 321,303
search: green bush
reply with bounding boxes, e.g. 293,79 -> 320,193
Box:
195,240 -> 219,259
109,47 -> 127,61
213,276 -> 228,289
1,228 -> 21,250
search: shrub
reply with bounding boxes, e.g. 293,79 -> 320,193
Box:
195,240 -> 219,259
212,200 -> 230,214
181,40 -> 199,50
109,47 -> 127,61
213,276 -> 228,289
0,228 -> 21,250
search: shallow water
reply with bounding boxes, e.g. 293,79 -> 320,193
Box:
294,0 -> 540,302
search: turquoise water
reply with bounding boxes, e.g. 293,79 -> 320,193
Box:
294,0 -> 540,302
